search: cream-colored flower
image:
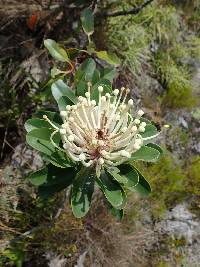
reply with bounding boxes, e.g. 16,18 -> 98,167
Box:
44,84 -> 147,177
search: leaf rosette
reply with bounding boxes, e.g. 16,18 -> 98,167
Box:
25,49 -> 162,219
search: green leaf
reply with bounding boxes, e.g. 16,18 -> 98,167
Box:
44,39 -> 69,62
56,96 -> 72,111
75,58 -> 96,84
45,150 -> 72,168
107,163 -> 151,200
117,188 -> 127,209
92,69 -> 101,84
80,8 -> 94,36
141,124 -> 159,142
146,143 -> 163,155
96,51 -> 120,67
40,76 -> 65,100
130,145 -> 160,162
91,79 -> 112,102
29,167 -> 49,186
35,165 -> 76,199
97,171 -> 124,208
76,68 -> 100,97
107,165 -> 140,200
3,248 -> 24,267
106,167 -> 128,184
86,41 -> 96,54
52,79 -> 77,104
108,165 -> 140,189
51,79 -> 77,110
140,117 -> 153,125
71,168 -> 94,218
100,67 -> 117,82
25,118 -> 53,133
34,110 -> 63,125
76,80 -> 87,97
26,128 -> 60,156
131,167 -> 151,196
26,117 -> 72,167
110,207 -> 124,220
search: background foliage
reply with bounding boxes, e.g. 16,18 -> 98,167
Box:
0,0 -> 200,266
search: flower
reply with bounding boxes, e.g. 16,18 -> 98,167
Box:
43,84 -> 147,177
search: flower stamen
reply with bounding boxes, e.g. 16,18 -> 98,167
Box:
45,85 -> 149,175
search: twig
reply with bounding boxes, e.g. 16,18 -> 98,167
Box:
2,140 -> 33,169
33,0 -> 44,8
0,223 -> 53,249
54,189 -> 69,220
91,0 -> 98,14
104,0 -> 154,17
0,118 -> 10,159
3,139 -> 15,151
0,180 -> 24,188
0,223 -> 21,234
47,0 -> 53,9
0,18 -> 15,31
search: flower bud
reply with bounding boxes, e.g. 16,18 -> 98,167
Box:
98,86 -> 103,93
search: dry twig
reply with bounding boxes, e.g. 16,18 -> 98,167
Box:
104,0 -> 154,17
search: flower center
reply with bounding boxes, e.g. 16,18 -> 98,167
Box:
97,129 -> 104,140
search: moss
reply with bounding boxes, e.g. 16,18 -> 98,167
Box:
135,151 -> 187,218
163,80 -> 196,109
165,236 -> 187,248
170,43 -> 190,61
155,262 -> 172,267
132,153 -> 200,219
185,156 -> 200,195
156,58 -> 197,109
179,131 -> 189,144
167,127 -> 190,152
189,36 -> 200,61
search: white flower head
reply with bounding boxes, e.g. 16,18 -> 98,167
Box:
44,85 -> 146,177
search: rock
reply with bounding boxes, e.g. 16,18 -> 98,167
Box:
137,73 -> 165,97
74,251 -> 87,267
191,67 -> 200,96
157,204 -> 197,244
155,203 -> 200,265
178,116 -> 188,129
22,52 -> 50,83
11,143 -> 43,173
193,142 -> 200,153
46,252 -> 67,267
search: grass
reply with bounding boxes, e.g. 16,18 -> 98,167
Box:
106,15 -> 150,76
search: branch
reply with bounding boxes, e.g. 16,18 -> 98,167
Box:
91,0 -> 99,13
104,0 -> 154,17
0,223 -> 53,249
